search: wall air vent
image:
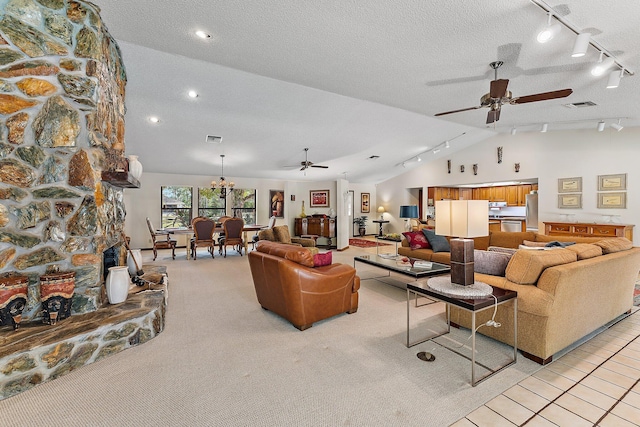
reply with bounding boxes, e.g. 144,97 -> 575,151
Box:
205,135 -> 222,143
563,101 -> 597,109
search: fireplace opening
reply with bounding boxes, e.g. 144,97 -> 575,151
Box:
103,246 -> 120,280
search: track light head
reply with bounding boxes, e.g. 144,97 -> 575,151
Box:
597,121 -> 605,132
592,54 -> 615,76
571,33 -> 591,57
611,120 -> 623,131
606,68 -> 623,88
445,141 -> 450,149
540,123 -> 548,133
537,13 -> 561,43
510,127 -> 517,135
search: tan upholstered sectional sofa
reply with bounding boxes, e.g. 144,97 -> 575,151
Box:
400,231 -> 640,364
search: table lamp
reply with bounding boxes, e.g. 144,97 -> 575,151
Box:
399,205 -> 418,231
377,206 -> 385,220
435,200 -> 488,286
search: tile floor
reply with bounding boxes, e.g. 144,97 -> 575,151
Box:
452,309 -> 640,426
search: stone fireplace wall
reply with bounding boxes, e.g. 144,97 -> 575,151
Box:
0,0 -> 128,322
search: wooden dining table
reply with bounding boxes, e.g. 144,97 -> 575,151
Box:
162,224 -> 266,259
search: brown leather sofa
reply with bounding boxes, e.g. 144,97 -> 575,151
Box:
248,241 -> 359,330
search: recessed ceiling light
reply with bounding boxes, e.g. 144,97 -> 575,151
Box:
195,30 -> 211,39
205,135 -> 222,144
188,90 -> 198,98
149,116 -> 159,123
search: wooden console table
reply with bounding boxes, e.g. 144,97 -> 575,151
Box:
294,217 -> 337,248
544,222 -> 634,241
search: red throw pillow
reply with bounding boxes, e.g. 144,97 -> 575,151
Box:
313,251 -> 332,267
402,231 -> 431,250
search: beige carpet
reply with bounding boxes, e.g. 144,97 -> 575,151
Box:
0,245 -> 542,426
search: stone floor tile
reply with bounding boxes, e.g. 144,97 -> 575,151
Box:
534,368 -> 577,390
465,405 -> 516,427
602,359 -> 640,379
556,392 -> 607,423
598,412 -> 638,427
591,366 -> 637,389
503,384 -> 550,413
544,362 -> 588,382
485,394 -> 534,426
539,403 -> 593,427
556,353 -> 599,374
581,375 -> 627,400
611,402 -> 640,425
519,376 -> 564,401
568,383 -> 617,410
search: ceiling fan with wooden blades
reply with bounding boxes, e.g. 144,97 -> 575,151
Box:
434,61 -> 573,124
299,147 -> 329,171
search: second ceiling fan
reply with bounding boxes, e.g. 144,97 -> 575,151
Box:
435,61 -> 573,124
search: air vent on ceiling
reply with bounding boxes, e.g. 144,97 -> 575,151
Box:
205,135 -> 222,143
563,101 -> 597,109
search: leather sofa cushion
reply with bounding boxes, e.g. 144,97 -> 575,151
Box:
564,243 -> 603,260
256,240 -> 315,267
474,250 -> 512,276
593,238 -> 633,254
505,248 -> 577,285
273,225 -> 292,243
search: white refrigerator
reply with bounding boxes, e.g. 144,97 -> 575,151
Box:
525,193 -> 539,231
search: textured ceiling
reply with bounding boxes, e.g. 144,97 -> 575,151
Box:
96,0 -> 640,183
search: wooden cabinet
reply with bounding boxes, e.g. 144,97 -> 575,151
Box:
506,186 -> 519,206
488,186 -> 506,202
458,188 -> 473,200
518,184 -> 532,206
544,222 -> 634,241
433,187 -> 458,201
472,188 -> 481,200
294,217 -> 337,247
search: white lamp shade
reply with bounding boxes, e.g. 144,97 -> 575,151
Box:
571,33 -> 591,57
435,200 -> 488,238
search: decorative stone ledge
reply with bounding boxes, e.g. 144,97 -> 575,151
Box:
0,270 -> 167,401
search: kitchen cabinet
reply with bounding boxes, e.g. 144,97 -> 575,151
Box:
544,222 -> 634,241
518,184 -> 532,205
489,186 -> 506,202
506,186 -> 519,206
458,188 -> 473,200
433,187 -> 458,201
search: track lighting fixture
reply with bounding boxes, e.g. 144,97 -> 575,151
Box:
592,52 -> 615,77
571,33 -> 591,58
537,13 -> 561,43
433,148 -> 440,154
611,120 -> 623,131
417,156 -> 422,162
540,123 -> 548,133
597,121 -> 605,132
606,68 -> 623,89
510,127 -> 517,135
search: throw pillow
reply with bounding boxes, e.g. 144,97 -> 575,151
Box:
544,241 -> 575,248
474,250 -> 512,276
593,238 -> 633,254
258,228 -> 275,242
313,251 -> 332,267
273,225 -> 292,244
402,231 -> 431,250
422,229 -> 450,253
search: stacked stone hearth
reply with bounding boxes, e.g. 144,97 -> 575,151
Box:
0,0 -> 166,400
0,0 -> 128,321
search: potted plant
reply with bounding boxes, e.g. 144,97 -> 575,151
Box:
353,216 -> 368,237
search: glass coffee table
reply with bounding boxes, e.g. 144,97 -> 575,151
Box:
353,255 -> 450,280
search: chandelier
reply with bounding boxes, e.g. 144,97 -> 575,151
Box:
211,154 -> 234,198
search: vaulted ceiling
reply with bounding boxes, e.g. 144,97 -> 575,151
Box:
96,0 -> 639,183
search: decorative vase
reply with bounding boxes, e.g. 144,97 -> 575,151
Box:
300,201 -> 306,218
40,271 -> 75,325
105,266 -> 130,304
0,275 -> 29,330
127,155 -> 143,180
127,249 -> 143,276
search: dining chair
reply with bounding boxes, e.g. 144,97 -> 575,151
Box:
190,217 -> 216,260
219,217 -> 244,257
146,217 -> 176,261
216,215 -> 232,255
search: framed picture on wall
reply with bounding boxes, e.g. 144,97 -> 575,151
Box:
310,190 -> 329,208
597,192 -> 626,209
361,193 -> 370,213
598,173 -> 627,191
557,177 -> 582,193
558,194 -> 582,209
269,190 -> 284,218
